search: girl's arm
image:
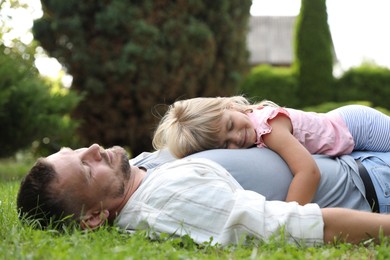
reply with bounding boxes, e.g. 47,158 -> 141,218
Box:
262,114 -> 321,205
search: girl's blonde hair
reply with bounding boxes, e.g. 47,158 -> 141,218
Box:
153,96 -> 277,158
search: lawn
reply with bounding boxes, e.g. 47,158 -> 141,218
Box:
0,160 -> 389,259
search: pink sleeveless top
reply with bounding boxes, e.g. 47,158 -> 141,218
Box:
247,106 -> 355,156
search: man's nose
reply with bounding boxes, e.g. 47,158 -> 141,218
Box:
82,144 -> 103,161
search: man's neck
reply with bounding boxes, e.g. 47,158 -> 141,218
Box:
110,168 -> 147,220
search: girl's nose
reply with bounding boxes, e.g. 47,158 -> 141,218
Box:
233,132 -> 242,145
226,133 -> 241,149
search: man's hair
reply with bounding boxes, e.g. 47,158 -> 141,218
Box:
152,96 -> 254,158
16,159 -> 79,229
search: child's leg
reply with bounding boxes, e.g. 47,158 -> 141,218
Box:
335,105 -> 390,151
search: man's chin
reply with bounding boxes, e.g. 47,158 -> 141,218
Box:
111,146 -> 131,180
120,153 -> 131,180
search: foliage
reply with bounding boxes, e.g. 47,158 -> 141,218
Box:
240,65 -> 299,107
294,0 -> 335,106
303,101 -> 390,119
241,0 -> 342,109
303,100 -> 374,113
335,63 -> 390,110
241,62 -> 390,112
0,45 -> 81,158
1,178 -> 388,259
33,0 -> 252,155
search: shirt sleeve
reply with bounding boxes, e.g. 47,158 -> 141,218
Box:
117,158 -> 324,246
248,106 -> 290,148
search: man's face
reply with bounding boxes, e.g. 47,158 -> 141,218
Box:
46,144 -> 131,211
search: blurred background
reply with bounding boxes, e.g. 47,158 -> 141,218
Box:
1,0 -> 390,177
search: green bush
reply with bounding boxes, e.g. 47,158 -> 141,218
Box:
240,63 -> 390,111
0,48 -> 81,158
240,65 -> 299,107
336,63 -> 390,110
302,100 -> 390,113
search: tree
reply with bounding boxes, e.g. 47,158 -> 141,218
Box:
0,0 -> 81,157
0,45 -> 81,157
33,0 -> 251,155
294,0 -> 334,106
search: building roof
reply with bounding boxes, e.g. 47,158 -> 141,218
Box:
248,16 -> 296,66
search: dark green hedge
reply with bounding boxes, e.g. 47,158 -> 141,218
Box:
240,65 -> 299,107
336,63 -> 390,110
240,63 -> 390,110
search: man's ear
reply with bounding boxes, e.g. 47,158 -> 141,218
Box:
80,209 -> 109,230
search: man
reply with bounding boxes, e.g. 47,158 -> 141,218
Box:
133,147 -> 390,213
17,144 -> 390,246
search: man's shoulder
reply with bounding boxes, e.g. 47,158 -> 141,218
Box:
131,149 -> 176,169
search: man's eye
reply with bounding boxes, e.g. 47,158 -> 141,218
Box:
82,161 -> 92,176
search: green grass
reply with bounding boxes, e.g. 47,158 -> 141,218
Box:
1,165 -> 390,259
0,153 -> 34,182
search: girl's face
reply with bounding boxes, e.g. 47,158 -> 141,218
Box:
217,109 -> 256,149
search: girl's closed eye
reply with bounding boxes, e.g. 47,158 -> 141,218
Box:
228,119 -> 233,131
222,141 -> 229,149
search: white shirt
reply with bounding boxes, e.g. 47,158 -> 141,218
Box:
116,158 -> 324,246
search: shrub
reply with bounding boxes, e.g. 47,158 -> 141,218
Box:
336,63 -> 390,110
240,65 -> 299,107
0,48 -> 81,157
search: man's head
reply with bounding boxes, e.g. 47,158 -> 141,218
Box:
17,144 -> 131,229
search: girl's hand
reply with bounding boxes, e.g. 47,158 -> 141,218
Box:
262,114 -> 321,205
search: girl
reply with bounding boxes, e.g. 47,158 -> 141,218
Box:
152,96 -> 390,205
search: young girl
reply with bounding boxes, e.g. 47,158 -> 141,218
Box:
152,96 -> 390,205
